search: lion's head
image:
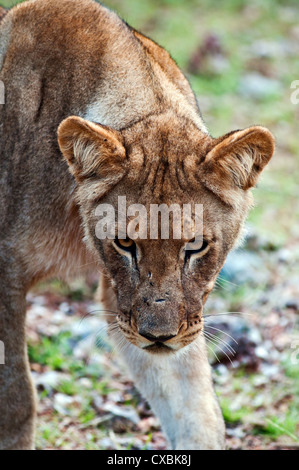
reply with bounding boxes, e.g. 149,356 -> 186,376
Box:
58,112 -> 274,354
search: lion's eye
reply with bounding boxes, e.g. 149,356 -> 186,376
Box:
113,237 -> 136,254
185,239 -> 209,259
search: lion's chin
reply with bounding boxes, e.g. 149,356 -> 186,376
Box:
142,342 -> 177,355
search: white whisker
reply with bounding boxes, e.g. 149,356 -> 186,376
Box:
216,275 -> 239,288
204,325 -> 238,345
204,311 -> 253,319
203,341 -> 221,363
204,332 -> 234,365
204,330 -> 236,356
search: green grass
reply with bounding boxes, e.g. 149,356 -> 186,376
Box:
57,380 -> 80,396
220,396 -> 252,424
28,332 -> 75,371
253,416 -> 299,442
0,0 -> 22,6
39,422 -> 62,447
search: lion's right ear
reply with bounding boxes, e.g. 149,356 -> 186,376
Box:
200,126 -> 275,208
58,116 -> 126,183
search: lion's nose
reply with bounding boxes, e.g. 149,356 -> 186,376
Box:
138,330 -> 176,343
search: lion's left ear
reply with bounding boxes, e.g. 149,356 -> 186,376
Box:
200,126 -> 275,206
58,116 -> 126,183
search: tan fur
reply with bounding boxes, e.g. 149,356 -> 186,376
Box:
0,0 -> 274,450
0,7 -> 6,22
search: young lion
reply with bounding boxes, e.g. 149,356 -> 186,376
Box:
0,0 -> 274,450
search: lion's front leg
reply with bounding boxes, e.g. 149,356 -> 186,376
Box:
0,277 -> 36,450
112,331 -> 225,450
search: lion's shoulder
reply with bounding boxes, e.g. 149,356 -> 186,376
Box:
133,29 -> 199,113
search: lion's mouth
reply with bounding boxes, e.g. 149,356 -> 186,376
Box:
143,342 -> 175,354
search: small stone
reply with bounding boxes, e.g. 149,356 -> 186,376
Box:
255,346 -> 269,360
260,363 -> 280,378
51,310 -> 67,325
226,427 -> 246,439
101,403 -> 140,425
252,375 -> 268,387
277,248 -> 292,264
53,393 -> 80,415
78,377 -> 93,388
92,394 -> 104,412
34,371 -> 70,392
59,302 -> 75,316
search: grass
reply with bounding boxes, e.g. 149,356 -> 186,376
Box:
220,396 -> 252,424
28,333 -> 75,371
253,416 -> 299,442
